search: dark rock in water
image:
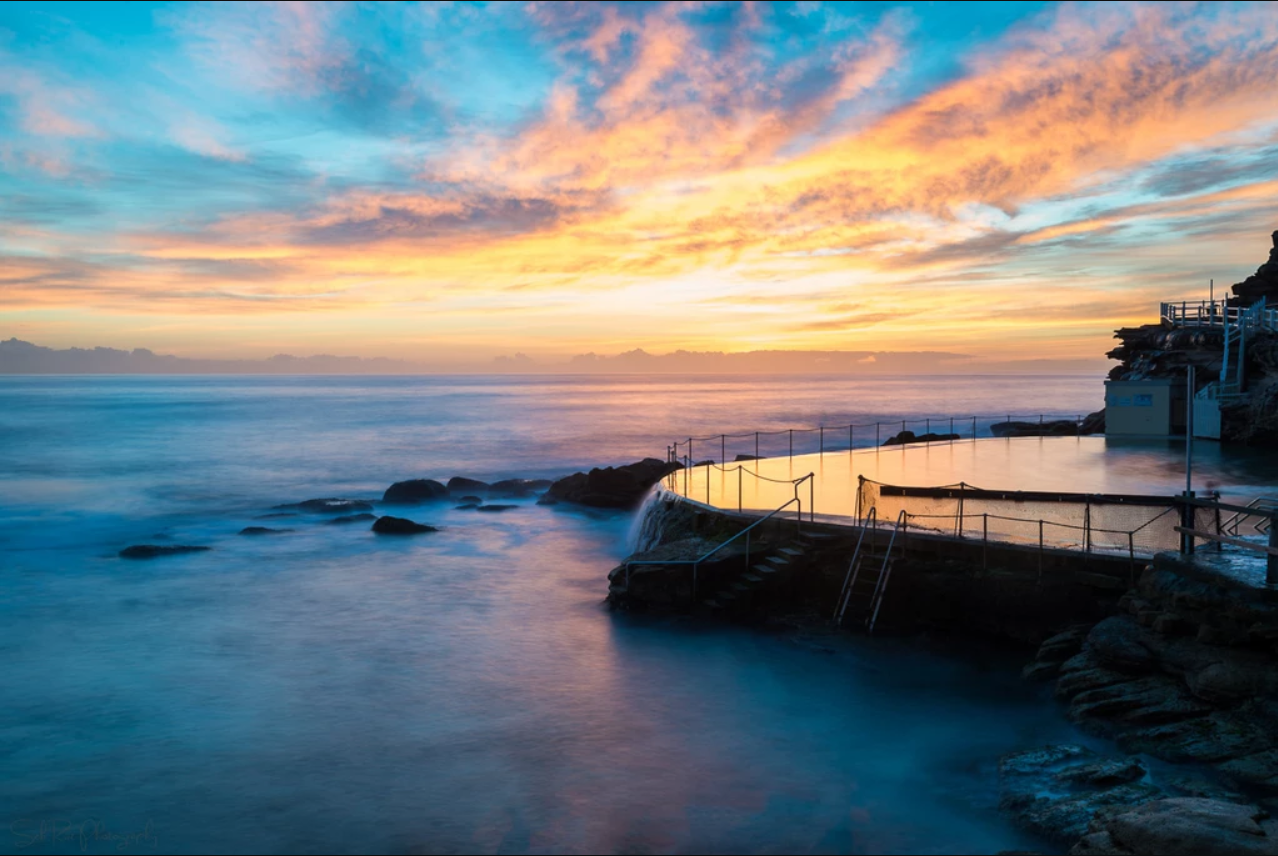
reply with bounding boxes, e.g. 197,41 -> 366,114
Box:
999,745 -> 1160,843
278,498 -> 374,514
371,516 -> 438,535
458,495 -> 483,504
476,504 -> 517,513
1080,409 -> 1106,434
489,478 -> 553,497
1071,797 -> 1278,855
454,503 -> 481,510
447,476 -> 489,494
881,430 -> 961,446
692,459 -> 716,467
120,545 -> 211,560
535,495 -> 559,506
323,513 -> 376,525
991,419 -> 1085,438
547,458 -> 682,509
255,512 -> 298,520
734,454 -> 762,461
239,527 -> 291,536
382,479 -> 448,504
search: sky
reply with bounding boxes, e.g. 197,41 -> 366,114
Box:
1,0 -> 1277,367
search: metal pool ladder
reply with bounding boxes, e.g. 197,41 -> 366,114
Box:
834,509 -> 906,634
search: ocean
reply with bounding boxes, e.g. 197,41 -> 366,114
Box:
0,373 -> 1236,854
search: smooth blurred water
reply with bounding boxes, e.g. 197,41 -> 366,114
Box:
0,373 -> 1230,855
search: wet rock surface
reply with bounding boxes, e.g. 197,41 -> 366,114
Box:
323,513 -> 377,525
119,545 -> 211,559
488,478 -> 552,497
382,479 -> 448,504
1018,553 -> 1278,809
881,430 -> 961,446
238,527 -> 291,536
1071,798 -> 1278,855
446,476 -> 489,494
277,498 -> 374,514
547,458 -> 681,508
371,516 -> 438,535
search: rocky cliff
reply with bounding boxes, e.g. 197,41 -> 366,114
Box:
1107,230 -> 1278,445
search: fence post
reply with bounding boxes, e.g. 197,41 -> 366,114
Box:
972,416 -> 977,442
876,422 -> 880,449
849,424 -> 853,453
721,434 -> 725,465
926,418 -> 930,445
738,466 -> 742,512
689,438 -> 694,467
1038,520 -> 1044,586
1084,502 -> 1092,553
983,513 -> 988,571
706,463 -> 711,505
755,431 -> 759,460
820,426 -> 824,456
957,485 -> 965,538
1129,532 -> 1136,587
810,476 -> 815,523
1269,520 -> 1278,585
789,429 -> 793,460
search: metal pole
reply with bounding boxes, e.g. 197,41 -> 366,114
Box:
876,422 -> 880,448
972,416 -> 977,442
721,434 -> 725,465
755,432 -> 759,460
849,424 -> 853,453
1038,520 -> 1044,585
925,418 -> 930,445
707,463 -> 711,505
689,438 -> 694,467
1186,365 -> 1195,496
789,429 -> 793,460
738,466 -> 742,512
1268,521 -> 1278,585
983,514 -> 988,570
820,426 -> 824,456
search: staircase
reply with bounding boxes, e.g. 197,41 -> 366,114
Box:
700,534 -> 828,611
833,510 -> 906,634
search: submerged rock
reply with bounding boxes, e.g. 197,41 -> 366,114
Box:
1071,798 -> 1278,855
457,495 -> 483,504
120,545 -> 211,560
475,504 -> 518,513
323,513 -> 376,525
371,516 -> 438,535
238,527 -> 291,536
546,458 -> 681,509
447,476 -> 489,495
255,512 -> 298,520
999,745 -> 1159,843
489,478 -> 552,497
881,430 -> 961,446
382,479 -> 448,504
277,498 -> 374,514
454,503 -> 481,510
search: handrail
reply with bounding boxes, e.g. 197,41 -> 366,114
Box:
867,510 -> 907,633
834,507 -> 877,623
623,488 -> 807,597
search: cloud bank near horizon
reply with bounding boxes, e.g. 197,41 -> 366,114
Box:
0,336 -> 1108,376
2,1 -> 1276,363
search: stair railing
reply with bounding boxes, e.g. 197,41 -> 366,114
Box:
622,478 -> 811,598
834,507 -> 877,625
866,510 -> 908,634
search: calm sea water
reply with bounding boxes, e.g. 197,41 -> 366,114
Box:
0,374 -> 1231,855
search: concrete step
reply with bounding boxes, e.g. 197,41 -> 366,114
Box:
731,582 -> 751,592
743,573 -> 764,583
778,546 -> 805,557
764,555 -> 790,566
702,599 -> 722,609
752,564 -> 780,575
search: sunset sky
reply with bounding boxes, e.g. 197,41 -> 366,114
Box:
2,0 -> 1277,367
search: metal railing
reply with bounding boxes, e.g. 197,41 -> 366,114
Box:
1161,298 -> 1276,332
666,412 -> 1095,464
626,472 -> 815,597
